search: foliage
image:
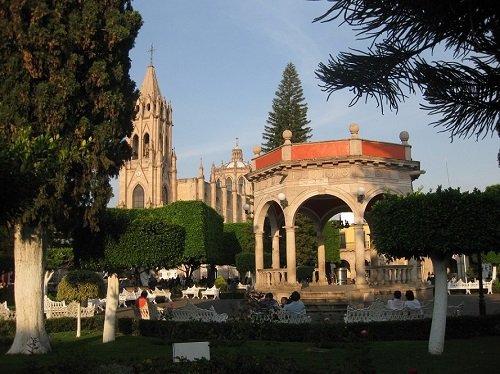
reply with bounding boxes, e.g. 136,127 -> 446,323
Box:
73,208 -> 144,268
295,213 -> 318,266
46,247 -> 74,271
149,201 -> 224,266
367,187 -> 500,260
104,216 -> 185,270
324,220 -> 341,263
297,265 -> 315,281
0,225 -> 13,271
262,62 -> 312,152
235,251 -> 255,276
224,222 -> 254,253
0,1 -> 142,231
214,275 -> 228,291
56,270 -> 105,302
314,1 -> 500,144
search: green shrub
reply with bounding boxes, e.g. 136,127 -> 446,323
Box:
57,270 -> 105,302
493,279 -> 500,293
214,275 -> 227,291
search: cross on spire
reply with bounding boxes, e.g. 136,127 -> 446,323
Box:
147,43 -> 156,66
235,137 -> 239,147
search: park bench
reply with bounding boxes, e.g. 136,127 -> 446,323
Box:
119,288 -> 138,307
0,301 -> 15,320
166,302 -> 228,322
249,308 -> 312,324
344,299 -> 431,323
344,299 -> 463,323
87,298 -> 106,313
152,287 -> 172,302
201,285 -> 220,299
46,301 -> 96,319
44,296 -> 67,317
182,286 -> 202,299
447,279 -> 493,295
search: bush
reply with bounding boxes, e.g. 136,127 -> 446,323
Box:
493,279 -> 500,293
214,276 -> 227,291
57,270 -> 105,302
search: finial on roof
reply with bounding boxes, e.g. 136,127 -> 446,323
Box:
148,43 -> 156,66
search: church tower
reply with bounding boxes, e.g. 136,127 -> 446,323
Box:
118,63 -> 173,208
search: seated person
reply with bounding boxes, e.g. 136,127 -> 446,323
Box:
280,296 -> 289,308
283,291 -> 306,315
257,292 -> 279,312
136,290 -> 149,309
387,290 -> 405,310
403,290 -> 421,310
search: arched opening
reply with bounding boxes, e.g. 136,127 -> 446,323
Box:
132,135 -> 139,160
225,177 -> 233,223
132,185 -> 144,209
143,133 -> 150,158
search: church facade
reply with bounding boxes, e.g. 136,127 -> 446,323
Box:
118,64 -> 252,223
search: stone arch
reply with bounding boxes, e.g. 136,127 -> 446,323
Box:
132,135 -> 139,160
132,184 -> 144,209
143,133 -> 150,158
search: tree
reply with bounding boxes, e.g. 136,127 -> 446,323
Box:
104,216 -> 185,272
262,62 -> 312,152
223,222 -> 254,265
314,1 -> 500,162
150,201 -> 224,280
368,187 -> 500,355
0,1 -> 141,354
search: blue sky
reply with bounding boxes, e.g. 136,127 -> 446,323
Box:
110,0 -> 499,206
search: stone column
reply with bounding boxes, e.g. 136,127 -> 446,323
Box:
255,231 -> 264,287
221,185 -> 227,222
285,226 -> 297,285
353,222 -> 367,286
272,231 -> 280,269
317,233 -> 328,286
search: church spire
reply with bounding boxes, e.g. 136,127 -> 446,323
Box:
139,64 -> 162,100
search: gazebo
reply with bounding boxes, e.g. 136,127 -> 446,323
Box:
245,124 -> 426,295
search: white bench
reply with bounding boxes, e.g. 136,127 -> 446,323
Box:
182,286 -> 202,299
344,299 -> 431,323
201,285 -> 220,299
0,301 -> 15,320
46,301 -> 96,319
344,299 -> 463,323
250,309 -> 311,324
119,289 -> 138,307
167,302 -> 228,322
44,296 -> 67,317
152,287 -> 172,302
88,298 -> 106,313
237,282 -> 251,291
447,279 -> 493,295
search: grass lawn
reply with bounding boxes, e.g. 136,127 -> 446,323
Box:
1,332 -> 499,373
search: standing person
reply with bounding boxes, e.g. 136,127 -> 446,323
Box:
403,290 -> 422,310
283,291 -> 306,314
387,290 -> 405,310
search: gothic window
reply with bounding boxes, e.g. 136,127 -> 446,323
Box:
215,179 -> 222,214
143,133 -> 150,158
226,177 -> 233,223
133,185 -> 144,209
132,135 -> 139,160
238,177 -> 245,194
146,103 -> 151,112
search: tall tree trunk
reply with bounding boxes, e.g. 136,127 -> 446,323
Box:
428,256 -> 448,355
103,274 -> 119,343
7,224 -> 51,354
43,270 -> 54,297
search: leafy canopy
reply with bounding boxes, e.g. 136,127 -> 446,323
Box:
0,0 -> 142,230
368,187 -> 500,261
314,1 -> 500,143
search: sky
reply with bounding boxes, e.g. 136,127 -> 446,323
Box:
110,0 -> 499,206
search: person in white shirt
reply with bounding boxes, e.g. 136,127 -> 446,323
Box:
403,290 -> 422,310
387,290 -> 405,310
283,291 -> 306,315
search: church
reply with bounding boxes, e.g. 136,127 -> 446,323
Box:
117,63 -> 253,223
